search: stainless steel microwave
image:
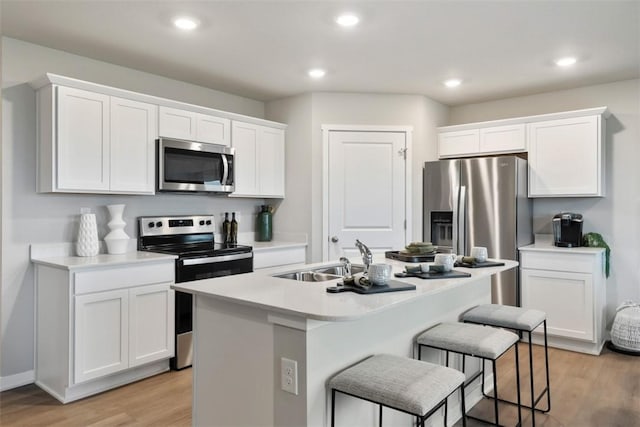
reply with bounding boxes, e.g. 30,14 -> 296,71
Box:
157,138 -> 235,193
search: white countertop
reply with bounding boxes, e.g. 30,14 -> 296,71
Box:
173,256 -> 518,321
31,250 -> 177,270
519,241 -> 605,254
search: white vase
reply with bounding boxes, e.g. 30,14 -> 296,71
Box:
76,213 -> 99,257
104,204 -> 129,254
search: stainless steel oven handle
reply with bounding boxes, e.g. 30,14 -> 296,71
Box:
221,154 -> 229,186
182,252 -> 253,266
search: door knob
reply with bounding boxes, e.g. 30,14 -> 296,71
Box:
330,236 -> 339,243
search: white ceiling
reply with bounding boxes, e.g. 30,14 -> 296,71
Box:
2,1 -> 639,106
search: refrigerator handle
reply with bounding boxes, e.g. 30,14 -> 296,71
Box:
458,185 -> 467,256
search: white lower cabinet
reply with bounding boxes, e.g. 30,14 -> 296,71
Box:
520,245 -> 606,355
34,258 -> 175,403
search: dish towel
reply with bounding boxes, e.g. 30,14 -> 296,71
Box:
582,232 -> 611,278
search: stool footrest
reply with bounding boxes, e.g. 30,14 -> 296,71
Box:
481,387 -> 551,413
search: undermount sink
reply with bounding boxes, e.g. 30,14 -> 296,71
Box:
272,263 -> 365,282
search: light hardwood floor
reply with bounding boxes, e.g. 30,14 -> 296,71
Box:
1,344 -> 638,426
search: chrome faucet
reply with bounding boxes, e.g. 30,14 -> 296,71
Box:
339,257 -> 352,280
355,239 -> 373,273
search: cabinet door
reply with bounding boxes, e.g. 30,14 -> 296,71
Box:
159,106 -> 197,140
479,124 -> 526,154
438,129 -> 480,158
129,284 -> 175,367
74,289 -> 129,383
57,86 -> 110,191
521,268 -> 594,342
110,97 -> 158,193
197,114 -> 231,146
231,121 -> 259,195
257,127 -> 285,197
528,115 -> 602,197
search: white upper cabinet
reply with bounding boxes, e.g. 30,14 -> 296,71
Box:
158,106 -> 197,140
437,107 -> 608,198
438,124 -> 526,158
528,114 -> 604,197
231,121 -> 285,198
438,129 -> 479,158
159,106 -> 231,146
110,97 -> 157,193
38,85 -> 157,194
480,123 -> 526,154
56,86 -> 111,191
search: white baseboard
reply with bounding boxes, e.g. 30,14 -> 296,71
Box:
0,370 -> 35,392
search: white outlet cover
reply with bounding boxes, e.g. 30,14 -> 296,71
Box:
281,357 -> 298,395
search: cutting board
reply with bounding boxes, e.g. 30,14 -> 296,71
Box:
326,279 -> 416,294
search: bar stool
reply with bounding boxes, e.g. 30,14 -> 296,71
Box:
329,354 -> 466,427
462,304 -> 550,426
416,322 -> 522,427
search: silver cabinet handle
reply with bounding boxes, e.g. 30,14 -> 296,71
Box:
331,236 -> 339,243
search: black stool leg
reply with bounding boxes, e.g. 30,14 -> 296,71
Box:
543,320 -> 551,412
331,389 -> 336,427
515,343 -> 522,427
528,332 -> 535,426
492,359 -> 499,426
460,383 -> 467,427
379,404 -> 382,427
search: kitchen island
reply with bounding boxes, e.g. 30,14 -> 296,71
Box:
173,257 -> 518,427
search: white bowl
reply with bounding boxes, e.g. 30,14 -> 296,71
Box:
368,263 -> 392,285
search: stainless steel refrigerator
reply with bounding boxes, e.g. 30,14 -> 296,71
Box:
423,156 -> 532,306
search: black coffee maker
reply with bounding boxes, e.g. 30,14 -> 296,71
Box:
552,213 -> 583,247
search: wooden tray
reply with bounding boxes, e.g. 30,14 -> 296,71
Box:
385,250 -> 436,263
394,270 -> 472,280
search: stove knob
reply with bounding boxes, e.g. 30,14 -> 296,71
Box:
206,220 -> 212,225
156,221 -> 163,228
148,222 -> 155,228
199,220 -> 205,226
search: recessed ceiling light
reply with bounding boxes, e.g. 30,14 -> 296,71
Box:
308,69 -> 326,79
444,79 -> 462,88
173,17 -> 199,31
555,57 -> 577,67
336,14 -> 360,27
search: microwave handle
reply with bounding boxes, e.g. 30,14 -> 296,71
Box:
221,154 -> 229,185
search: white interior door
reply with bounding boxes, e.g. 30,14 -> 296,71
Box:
327,130 -> 407,261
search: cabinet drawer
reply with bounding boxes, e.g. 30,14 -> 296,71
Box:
254,246 -> 306,270
75,262 -> 174,295
520,251 -> 594,273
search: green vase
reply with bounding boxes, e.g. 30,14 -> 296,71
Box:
256,205 -> 272,242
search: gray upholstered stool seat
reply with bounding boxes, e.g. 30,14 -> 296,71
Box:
416,321 -> 519,359
416,322 -> 522,426
329,354 -> 466,427
462,304 -> 546,331
462,304 -> 551,425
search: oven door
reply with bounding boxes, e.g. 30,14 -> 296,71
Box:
158,138 -> 235,193
172,252 -> 252,370
176,252 -> 252,282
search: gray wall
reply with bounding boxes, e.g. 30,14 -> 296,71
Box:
449,78 -> 640,323
266,92 -> 449,262
1,37 -> 269,382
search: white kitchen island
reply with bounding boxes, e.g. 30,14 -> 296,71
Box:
173,257 -> 518,427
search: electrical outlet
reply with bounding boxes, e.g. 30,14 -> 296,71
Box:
281,357 -> 298,395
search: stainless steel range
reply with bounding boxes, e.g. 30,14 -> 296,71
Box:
138,215 -> 253,370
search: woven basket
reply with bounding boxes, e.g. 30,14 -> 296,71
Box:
611,301 -> 640,352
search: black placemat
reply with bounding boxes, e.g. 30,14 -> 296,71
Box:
394,270 -> 472,280
454,260 -> 505,268
385,250 -> 435,263
326,279 -> 416,294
